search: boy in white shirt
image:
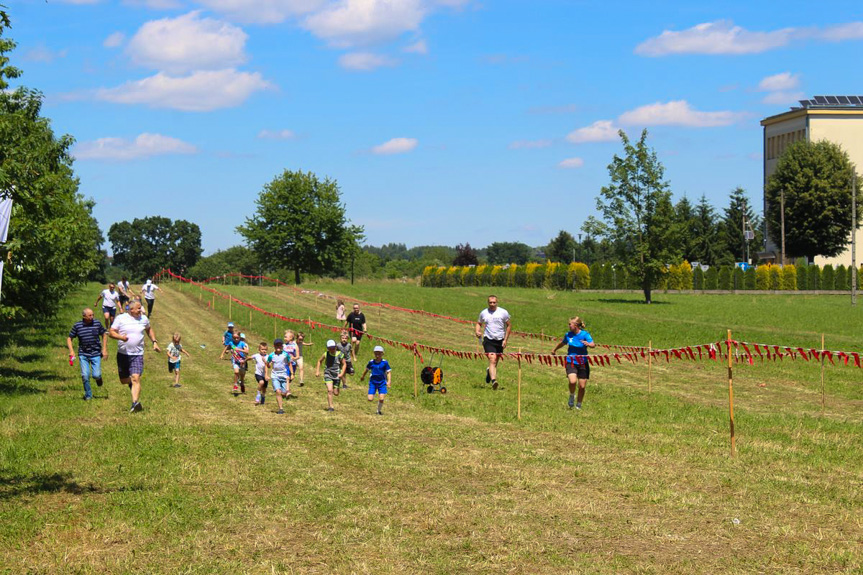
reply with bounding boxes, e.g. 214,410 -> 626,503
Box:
250,342 -> 269,405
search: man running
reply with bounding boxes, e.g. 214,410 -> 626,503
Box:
66,308 -> 108,400
344,303 -> 367,367
95,282 -> 121,329
141,279 -> 161,317
109,300 -> 160,413
475,295 -> 511,390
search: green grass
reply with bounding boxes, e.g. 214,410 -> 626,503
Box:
1,281 -> 861,573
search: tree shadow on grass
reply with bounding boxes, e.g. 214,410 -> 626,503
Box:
596,299 -> 672,305
0,471 -> 142,500
0,367 -> 62,395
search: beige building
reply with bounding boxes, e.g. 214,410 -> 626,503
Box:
761,96 -> 863,267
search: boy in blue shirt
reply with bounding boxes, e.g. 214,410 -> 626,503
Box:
360,345 -> 392,415
230,332 -> 249,395
267,339 -> 293,415
220,322 -> 235,360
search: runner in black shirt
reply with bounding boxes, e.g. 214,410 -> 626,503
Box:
344,304 -> 367,369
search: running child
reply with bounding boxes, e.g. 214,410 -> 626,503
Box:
220,322 -> 235,360
250,341 -> 269,405
336,330 -> 354,389
230,332 -> 249,394
359,345 -> 392,415
266,338 -> 293,414
166,332 -> 192,388
283,330 -> 300,395
315,339 -> 346,412
295,331 -> 313,387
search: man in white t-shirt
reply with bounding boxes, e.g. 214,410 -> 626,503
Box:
110,300 -> 160,413
95,283 -> 122,329
141,279 -> 161,317
475,295 -> 511,390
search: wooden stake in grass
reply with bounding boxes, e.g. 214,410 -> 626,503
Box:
727,329 -> 736,458
820,333 -> 826,415
249,308 -> 252,331
413,343 -> 418,399
648,340 -> 652,394
273,316 -> 277,341
229,296 -> 233,321
517,348 -> 522,420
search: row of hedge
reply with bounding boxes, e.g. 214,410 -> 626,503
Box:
422,261 -> 863,291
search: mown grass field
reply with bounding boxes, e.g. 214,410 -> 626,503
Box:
1,280 -> 861,574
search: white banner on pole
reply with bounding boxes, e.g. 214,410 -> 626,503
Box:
0,198 -> 11,242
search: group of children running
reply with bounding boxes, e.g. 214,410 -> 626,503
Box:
208,322 -> 391,415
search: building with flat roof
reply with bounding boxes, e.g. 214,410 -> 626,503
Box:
761,96 -> 863,267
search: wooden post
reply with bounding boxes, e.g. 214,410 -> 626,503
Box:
273,316 -> 277,341
648,340 -> 652,394
820,333 -> 826,414
249,308 -> 252,330
229,296 -> 232,320
413,343 -> 418,399
727,329 -> 736,458
517,348 -> 522,420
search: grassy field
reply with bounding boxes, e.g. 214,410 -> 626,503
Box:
1,281 -> 861,574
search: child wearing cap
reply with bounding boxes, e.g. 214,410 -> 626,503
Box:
220,322 -> 235,360
230,332 -> 249,394
283,330 -> 300,392
360,345 -> 392,415
266,339 -> 293,415
250,341 -> 268,405
315,339 -> 346,412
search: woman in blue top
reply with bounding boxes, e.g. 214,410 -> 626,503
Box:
551,316 -> 595,410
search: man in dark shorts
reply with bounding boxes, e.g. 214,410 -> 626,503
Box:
344,304 -> 367,365
109,300 -> 160,413
117,276 -> 131,310
475,295 -> 511,390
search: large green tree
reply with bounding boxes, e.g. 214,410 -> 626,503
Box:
594,129 -> 676,303
690,195 -> 721,266
0,13 -> 104,318
485,241 -> 533,265
719,187 -> 762,264
108,216 -> 202,279
545,230 -> 577,263
238,170 -> 363,284
766,140 -> 861,261
187,245 -> 259,280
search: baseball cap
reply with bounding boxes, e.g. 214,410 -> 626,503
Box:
227,322 -> 234,327
326,339 -> 336,347
240,333 -> 246,339
273,338 -> 283,345
373,345 -> 384,353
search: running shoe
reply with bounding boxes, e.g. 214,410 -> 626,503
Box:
277,409 -> 285,414
130,401 -> 143,413
486,368 -> 491,384
327,407 -> 335,412
492,380 -> 498,391
575,403 -> 582,410
232,384 -> 239,393
568,396 -> 575,409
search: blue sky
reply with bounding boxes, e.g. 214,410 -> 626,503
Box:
9,0 -> 863,254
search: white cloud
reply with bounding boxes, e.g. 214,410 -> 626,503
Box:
618,100 -> 743,128
508,139 -> 553,150
103,32 -> 126,48
558,157 -> 584,169
257,129 -> 297,139
372,137 -> 418,155
193,0 -> 327,24
758,72 -> 800,92
636,19 -> 863,56
635,20 -> 795,56
404,39 -> 428,54
338,52 -> 398,71
762,91 -> 805,106
22,45 -> 68,63
127,11 -> 248,74
304,0 -> 426,48
74,133 -> 198,161
566,120 -> 619,144
96,69 -> 272,112
817,22 -> 863,42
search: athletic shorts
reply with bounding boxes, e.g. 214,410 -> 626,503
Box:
295,357 -> 304,367
368,381 -> 388,395
232,360 -> 247,372
119,295 -> 130,305
345,362 -> 354,376
324,378 -> 338,386
482,338 -> 504,354
103,306 -> 116,317
352,332 -> 364,341
168,360 -> 180,373
117,353 -> 144,379
255,373 -> 267,384
565,356 -> 590,379
272,374 -> 287,393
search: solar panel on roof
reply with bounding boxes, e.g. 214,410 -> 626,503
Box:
814,96 -> 828,104
838,96 -> 850,104
826,96 -> 839,104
